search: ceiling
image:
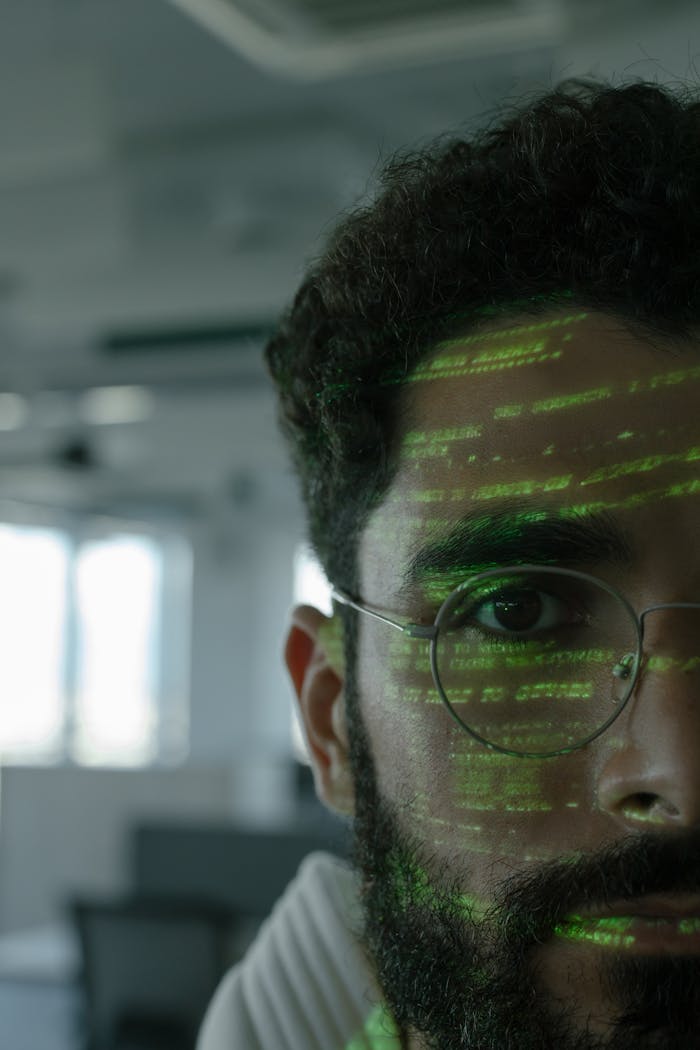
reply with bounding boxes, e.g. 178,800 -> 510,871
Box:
0,0 -> 698,517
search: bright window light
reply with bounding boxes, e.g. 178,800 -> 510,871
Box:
0,526 -> 67,759
293,545 -> 332,614
73,535 -> 161,766
0,515 -> 191,768
290,545 -> 334,764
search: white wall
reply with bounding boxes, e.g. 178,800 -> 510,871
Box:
186,472 -> 306,824
0,765 -> 233,933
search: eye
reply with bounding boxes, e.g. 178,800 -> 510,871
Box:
445,581 -> 587,640
476,586 -> 568,634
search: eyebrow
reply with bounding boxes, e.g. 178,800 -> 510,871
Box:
400,501 -> 636,601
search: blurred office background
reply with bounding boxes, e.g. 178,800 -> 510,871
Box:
0,0 -> 697,1046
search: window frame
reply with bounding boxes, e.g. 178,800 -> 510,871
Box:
0,501 -> 191,767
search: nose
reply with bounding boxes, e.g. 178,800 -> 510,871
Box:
596,611 -> 700,832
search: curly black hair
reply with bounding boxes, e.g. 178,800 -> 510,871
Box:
265,76 -> 700,598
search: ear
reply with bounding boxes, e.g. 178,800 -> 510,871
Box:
285,605 -> 354,816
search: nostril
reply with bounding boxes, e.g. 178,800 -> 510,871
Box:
634,793 -> 657,809
621,792 -> 658,820
622,792 -> 680,825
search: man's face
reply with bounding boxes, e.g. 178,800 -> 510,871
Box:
351,308 -> 700,1048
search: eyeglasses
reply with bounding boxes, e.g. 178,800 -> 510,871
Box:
332,565 -> 700,759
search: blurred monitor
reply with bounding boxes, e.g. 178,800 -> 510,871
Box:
73,897 -> 231,1050
131,821 -> 349,919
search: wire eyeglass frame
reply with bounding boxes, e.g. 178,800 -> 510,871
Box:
331,564 -> 700,759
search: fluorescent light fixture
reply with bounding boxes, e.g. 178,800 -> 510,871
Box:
166,0 -> 565,79
0,393 -> 28,431
79,386 -> 154,426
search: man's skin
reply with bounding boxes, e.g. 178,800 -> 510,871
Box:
286,307 -> 700,1046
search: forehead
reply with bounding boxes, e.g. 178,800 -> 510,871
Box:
359,308 -> 700,604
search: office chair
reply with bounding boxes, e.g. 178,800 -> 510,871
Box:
72,896 -> 233,1050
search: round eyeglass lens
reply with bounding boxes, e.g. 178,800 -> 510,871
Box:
432,567 -> 640,756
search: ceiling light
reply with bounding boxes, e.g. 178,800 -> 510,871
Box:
79,386 -> 154,426
0,393 -> 28,431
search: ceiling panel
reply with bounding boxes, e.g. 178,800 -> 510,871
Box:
0,0 -> 697,510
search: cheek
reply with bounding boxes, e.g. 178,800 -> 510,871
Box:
358,624 -> 597,870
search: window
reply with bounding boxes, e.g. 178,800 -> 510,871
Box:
293,544 -> 332,615
0,525 -> 68,757
0,512 -> 191,767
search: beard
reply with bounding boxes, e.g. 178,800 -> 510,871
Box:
346,690 -> 700,1049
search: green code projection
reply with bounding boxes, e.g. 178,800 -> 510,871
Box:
349,305 -> 700,956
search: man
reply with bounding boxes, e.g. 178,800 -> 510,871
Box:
200,77 -> 700,1049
